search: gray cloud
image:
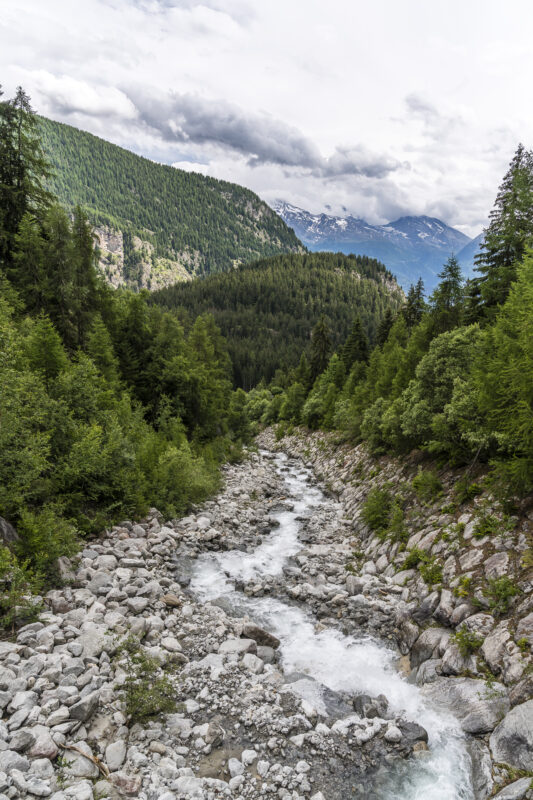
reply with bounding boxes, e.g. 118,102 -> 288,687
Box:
132,90 -> 403,178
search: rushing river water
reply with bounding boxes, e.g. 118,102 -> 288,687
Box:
189,452 -> 475,799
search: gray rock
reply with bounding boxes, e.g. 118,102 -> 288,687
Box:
467,739 -> 493,800
411,628 -> 450,668
411,591 -> 440,624
481,623 -> 511,674
0,517 -> 18,545
516,612 -> 533,648
484,552 -> 509,580
423,677 -> 509,734
25,777 -> 52,797
489,700 -> 533,770
492,778 -> 533,800
433,589 -> 454,625
9,729 -> 35,752
510,675 -> 533,707
219,638 -> 257,655
0,750 -> 29,773
105,739 -> 127,772
69,691 -> 99,722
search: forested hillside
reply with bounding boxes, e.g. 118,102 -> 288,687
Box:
152,252 -> 403,388
255,144 -> 533,496
0,86 -> 250,627
38,116 -> 303,290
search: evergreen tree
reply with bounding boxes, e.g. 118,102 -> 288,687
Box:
475,143 -> 533,314
71,206 -> 99,348
430,255 -> 464,333
376,308 -> 394,347
0,86 -> 51,266
86,314 -> 120,388
402,278 -> 425,329
310,315 -> 332,383
341,316 -> 369,371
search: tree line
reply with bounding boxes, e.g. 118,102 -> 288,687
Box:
0,86 -> 250,627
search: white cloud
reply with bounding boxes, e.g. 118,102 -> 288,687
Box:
2,0 -> 533,237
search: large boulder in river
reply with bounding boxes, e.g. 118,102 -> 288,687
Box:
489,700 -> 533,770
422,677 -> 509,734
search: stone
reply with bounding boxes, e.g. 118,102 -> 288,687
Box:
69,691 -> 99,722
423,677 -> 509,734
105,739 -> 127,772
111,771 -> 142,795
242,623 -> 280,649
411,591 -> 440,624
242,653 -> 264,674
346,575 -> 365,595
241,749 -> 258,766
481,623 -> 511,674
27,726 -> 58,760
64,742 -> 99,779
411,628 -> 450,668
9,729 -> 36,752
398,721 -> 428,745
0,750 -> 29,773
161,593 -> 181,607
484,552 -> 509,580
467,739 -> 493,800
489,700 -> 533,770
433,589 -> 454,625
440,643 -> 476,676
384,725 -> 402,743
218,638 -> 257,655
492,778 -> 533,799
126,597 -> 149,613
510,675 -> 533,707
228,757 -> 244,777
25,777 -> 51,797
0,516 -> 18,544
516,612 -> 533,648
493,778 -> 531,800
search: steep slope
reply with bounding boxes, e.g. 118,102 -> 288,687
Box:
274,201 -> 472,290
38,117 -> 303,290
152,252 -> 403,388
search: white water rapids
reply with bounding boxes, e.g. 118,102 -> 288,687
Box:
189,452 -> 474,799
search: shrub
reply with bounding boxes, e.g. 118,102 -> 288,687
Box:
453,575 -> 473,598
117,636 -> 181,723
419,557 -> 443,586
403,547 -> 426,569
451,627 -> 484,657
361,486 -> 393,533
385,502 -> 409,543
412,469 -> 443,503
0,546 -> 43,631
483,576 -> 519,617
472,513 -> 500,539
454,477 -> 483,505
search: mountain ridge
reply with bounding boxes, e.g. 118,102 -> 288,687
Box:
38,117 -> 304,291
273,200 -> 475,289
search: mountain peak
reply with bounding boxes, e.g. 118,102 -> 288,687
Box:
273,200 -> 473,289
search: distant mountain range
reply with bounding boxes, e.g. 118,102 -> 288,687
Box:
273,201 -> 484,290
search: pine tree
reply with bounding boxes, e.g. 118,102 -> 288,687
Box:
0,87 -> 51,266
376,308 -> 394,346
475,144 -> 533,315
86,315 -> 120,388
341,316 -> 369,371
402,278 -> 425,329
310,315 -> 332,383
71,206 -> 98,348
430,255 -> 464,333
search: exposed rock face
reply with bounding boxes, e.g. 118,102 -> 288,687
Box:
489,700 -> 533,770
0,516 -> 18,545
422,678 -> 509,734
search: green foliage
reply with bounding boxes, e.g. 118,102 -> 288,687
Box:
152,252 -> 402,388
472,513 -> 500,539
483,576 -> 519,617
38,116 -> 301,282
451,627 -> 484,657
0,546 -> 42,630
117,636 -> 181,723
403,547 -> 426,569
361,486 -> 393,533
454,477 -> 483,505
411,468 -> 443,503
454,575 -> 473,598
385,502 -> 409,543
419,557 -> 443,586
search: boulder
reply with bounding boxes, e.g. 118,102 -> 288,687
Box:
219,638 -> 257,655
492,778 -> 533,800
423,677 -> 509,734
489,700 -> 533,770
516,612 -> 533,648
242,623 -> 280,649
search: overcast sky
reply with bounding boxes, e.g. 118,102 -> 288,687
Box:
2,0 -> 532,237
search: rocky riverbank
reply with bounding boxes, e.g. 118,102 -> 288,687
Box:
258,428 -> 533,800
0,449 -> 430,800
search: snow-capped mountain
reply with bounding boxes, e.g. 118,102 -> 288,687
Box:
272,201 -> 474,290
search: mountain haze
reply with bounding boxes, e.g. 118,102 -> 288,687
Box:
273,201 -> 473,289
38,117 -> 303,291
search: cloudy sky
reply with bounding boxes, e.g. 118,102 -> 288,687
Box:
2,0 -> 532,237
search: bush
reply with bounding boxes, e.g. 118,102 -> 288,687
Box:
472,513 -> 500,539
117,636 -> 181,723
451,627 -> 484,657
0,546 -> 42,631
483,576 -> 519,617
454,477 -> 483,505
419,557 -> 443,586
403,547 -> 426,569
412,468 -> 443,503
385,502 -> 409,543
361,485 -> 393,532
